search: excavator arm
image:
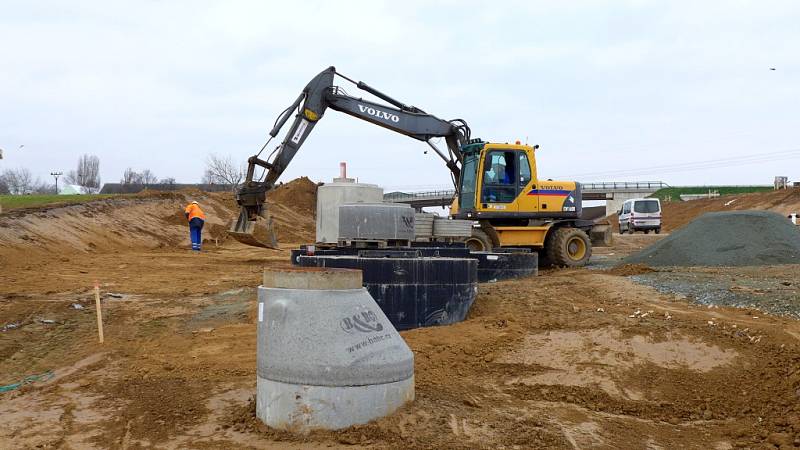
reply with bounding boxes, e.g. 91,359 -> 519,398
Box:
230,66 -> 471,248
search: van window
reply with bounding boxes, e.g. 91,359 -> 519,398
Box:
622,203 -> 630,214
634,200 -> 660,213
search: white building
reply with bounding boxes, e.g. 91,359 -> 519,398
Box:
59,184 -> 85,195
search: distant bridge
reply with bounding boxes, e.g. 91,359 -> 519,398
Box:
383,190 -> 458,208
384,181 -> 668,215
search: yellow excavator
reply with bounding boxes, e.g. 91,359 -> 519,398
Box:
230,66 -> 608,266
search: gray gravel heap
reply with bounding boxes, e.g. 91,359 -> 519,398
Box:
624,210 -> 800,267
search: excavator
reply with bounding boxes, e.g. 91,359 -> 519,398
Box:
231,66 -> 607,267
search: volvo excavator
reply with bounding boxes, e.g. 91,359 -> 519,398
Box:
231,66 -> 607,267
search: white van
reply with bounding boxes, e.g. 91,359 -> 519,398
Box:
618,198 -> 662,234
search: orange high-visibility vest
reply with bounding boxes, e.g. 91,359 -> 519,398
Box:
184,203 -> 206,221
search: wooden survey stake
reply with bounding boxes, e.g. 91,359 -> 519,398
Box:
94,281 -> 104,344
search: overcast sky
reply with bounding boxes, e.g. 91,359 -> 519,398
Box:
1,1 -> 798,190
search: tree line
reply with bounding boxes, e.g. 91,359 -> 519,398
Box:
0,153 -> 245,195
0,154 -> 101,195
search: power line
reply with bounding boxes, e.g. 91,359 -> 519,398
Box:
555,148 -> 800,179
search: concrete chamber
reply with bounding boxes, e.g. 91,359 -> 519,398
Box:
316,177 -> 383,244
338,203 -> 415,242
297,254 -> 478,330
256,267 -> 414,432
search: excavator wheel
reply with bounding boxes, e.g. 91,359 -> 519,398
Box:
545,227 -> 592,268
465,229 -> 493,252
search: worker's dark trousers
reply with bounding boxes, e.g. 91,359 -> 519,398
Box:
189,218 -> 205,251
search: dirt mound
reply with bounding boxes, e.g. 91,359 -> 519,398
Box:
259,177 -> 317,243
624,210 -> 800,267
267,176 -> 318,216
0,191 -> 231,257
660,188 -> 800,232
0,178 -> 318,259
605,263 -> 656,276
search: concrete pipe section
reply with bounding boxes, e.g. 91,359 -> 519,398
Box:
257,267 -> 414,432
297,254 -> 478,331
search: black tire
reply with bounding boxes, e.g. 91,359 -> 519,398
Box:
644,229 -> 650,234
545,227 -> 592,268
465,229 -> 492,252
655,228 -> 661,234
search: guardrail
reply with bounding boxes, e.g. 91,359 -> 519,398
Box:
384,190 -> 456,202
581,181 -> 668,191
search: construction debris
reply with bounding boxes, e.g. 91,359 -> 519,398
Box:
1,322 -> 20,332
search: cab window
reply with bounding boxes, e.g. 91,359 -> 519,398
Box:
481,151 -> 517,203
622,202 -> 631,214
458,154 -> 478,210
519,153 -> 531,186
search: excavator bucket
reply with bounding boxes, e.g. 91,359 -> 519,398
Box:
228,207 -> 279,249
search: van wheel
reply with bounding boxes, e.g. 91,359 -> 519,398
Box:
546,228 -> 592,267
466,229 -> 492,252
655,228 -> 661,234
644,229 -> 650,234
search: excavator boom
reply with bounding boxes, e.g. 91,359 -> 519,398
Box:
230,66 -> 472,248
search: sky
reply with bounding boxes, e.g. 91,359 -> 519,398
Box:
1,0 -> 798,191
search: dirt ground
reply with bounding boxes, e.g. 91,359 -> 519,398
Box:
2,186 -> 800,449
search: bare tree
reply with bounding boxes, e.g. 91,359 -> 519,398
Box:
0,177 -> 9,195
202,154 -> 243,191
65,154 -> 101,193
157,177 -> 176,191
120,167 -> 143,185
120,168 -> 160,186
1,168 -> 37,195
140,169 -> 158,185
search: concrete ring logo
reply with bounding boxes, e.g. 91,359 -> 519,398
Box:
340,310 -> 384,334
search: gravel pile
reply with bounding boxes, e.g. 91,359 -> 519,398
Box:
624,211 -> 800,267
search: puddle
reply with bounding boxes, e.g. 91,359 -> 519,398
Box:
189,287 -> 255,327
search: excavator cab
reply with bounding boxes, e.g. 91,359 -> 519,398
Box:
453,141 -> 581,221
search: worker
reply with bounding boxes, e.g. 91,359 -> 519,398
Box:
184,200 -> 206,251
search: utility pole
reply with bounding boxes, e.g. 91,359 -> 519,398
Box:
50,172 -> 63,194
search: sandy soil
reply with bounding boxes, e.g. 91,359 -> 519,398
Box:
2,186 -> 800,449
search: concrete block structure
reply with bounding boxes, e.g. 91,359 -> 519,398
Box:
316,179 -> 383,244
256,267 -> 414,432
